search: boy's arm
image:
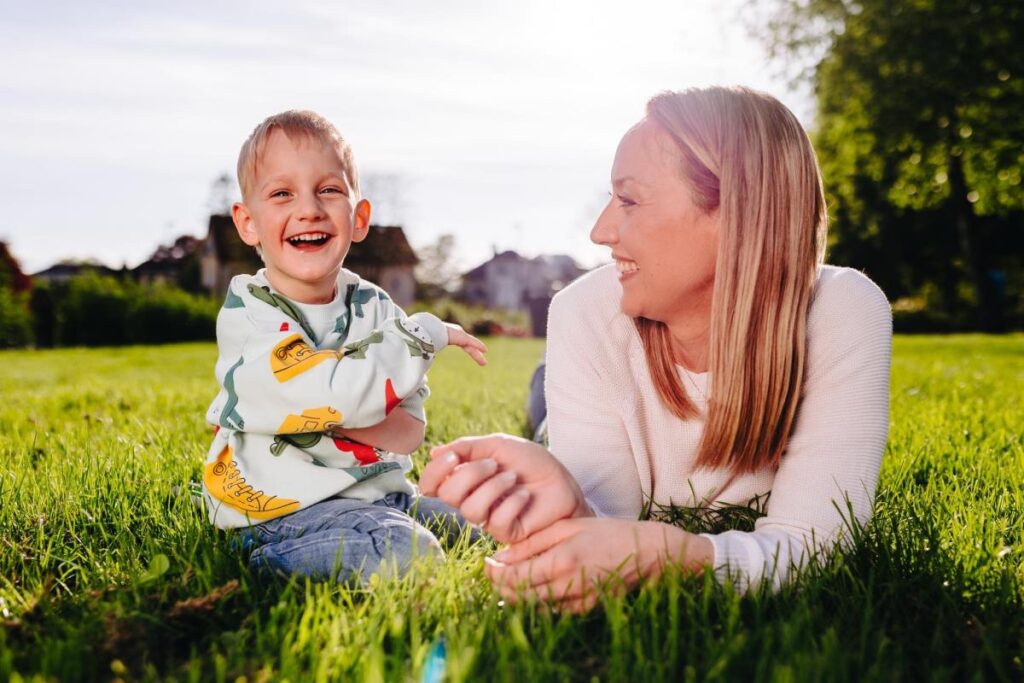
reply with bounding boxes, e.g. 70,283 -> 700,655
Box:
209,279 -> 448,435
337,407 -> 426,455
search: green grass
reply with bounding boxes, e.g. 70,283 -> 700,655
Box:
0,335 -> 1021,681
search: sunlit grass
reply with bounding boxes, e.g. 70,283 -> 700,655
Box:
0,335 -> 1021,681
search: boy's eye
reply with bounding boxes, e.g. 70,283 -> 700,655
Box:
270,190 -> 291,198
320,186 -> 346,195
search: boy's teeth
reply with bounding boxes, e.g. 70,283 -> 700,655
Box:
288,233 -> 329,244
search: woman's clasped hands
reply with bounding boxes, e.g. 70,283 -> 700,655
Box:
418,434 -> 709,612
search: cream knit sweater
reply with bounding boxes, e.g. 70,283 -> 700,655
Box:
545,264 -> 892,588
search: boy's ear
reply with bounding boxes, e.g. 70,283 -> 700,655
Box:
352,199 -> 372,243
232,202 -> 260,247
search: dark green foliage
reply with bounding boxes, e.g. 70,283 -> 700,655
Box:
0,286 -> 33,348
25,273 -> 218,347
756,0 -> 1024,331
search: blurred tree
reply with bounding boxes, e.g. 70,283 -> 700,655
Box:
756,0 -> 1024,330
415,233 -> 461,300
208,172 -> 239,215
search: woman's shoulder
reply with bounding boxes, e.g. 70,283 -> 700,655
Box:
547,264 -> 637,354
549,264 -> 624,325
810,265 -> 891,326
806,265 -> 893,371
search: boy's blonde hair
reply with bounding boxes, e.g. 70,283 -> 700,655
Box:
236,110 -> 360,199
639,86 -> 827,475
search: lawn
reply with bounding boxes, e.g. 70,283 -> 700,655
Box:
1,335 -> 1021,681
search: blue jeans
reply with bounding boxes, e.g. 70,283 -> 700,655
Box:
236,492 -> 475,584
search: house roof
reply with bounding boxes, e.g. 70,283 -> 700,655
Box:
32,261 -> 120,280
347,225 -> 419,266
463,251 -> 584,281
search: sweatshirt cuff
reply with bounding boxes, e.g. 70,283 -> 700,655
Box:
409,312 -> 448,352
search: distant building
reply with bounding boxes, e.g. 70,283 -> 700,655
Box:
0,242 -> 32,292
345,225 -> 419,308
32,260 -> 121,284
198,215 -> 419,307
460,250 -> 587,336
461,250 -> 585,311
200,214 -> 264,298
134,235 -> 202,288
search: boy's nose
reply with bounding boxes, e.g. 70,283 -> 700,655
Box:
296,193 -> 326,221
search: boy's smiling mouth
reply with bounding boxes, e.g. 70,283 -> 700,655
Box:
286,232 -> 332,249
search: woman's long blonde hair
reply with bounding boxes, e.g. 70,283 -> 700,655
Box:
639,86 -> 827,475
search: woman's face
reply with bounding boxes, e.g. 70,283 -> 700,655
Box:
591,118 -> 719,325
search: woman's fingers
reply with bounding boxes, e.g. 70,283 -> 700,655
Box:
435,458 -> 500,508
417,451 -> 461,496
483,486 -> 531,542
459,471 -> 520,525
492,519 -> 576,564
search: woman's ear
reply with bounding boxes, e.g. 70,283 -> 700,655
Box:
232,202 -> 260,246
352,199 -> 372,242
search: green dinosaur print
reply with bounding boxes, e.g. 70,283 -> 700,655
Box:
247,284 -> 317,340
342,460 -> 402,483
219,357 -> 245,430
350,287 -> 377,318
394,319 -> 436,359
270,432 -> 323,456
223,289 -> 245,309
343,330 -> 385,359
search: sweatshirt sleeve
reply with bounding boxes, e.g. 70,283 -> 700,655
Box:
701,269 -> 893,589
546,277 -> 644,519
208,277 -> 448,434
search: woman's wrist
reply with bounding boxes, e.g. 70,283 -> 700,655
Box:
640,522 -> 715,577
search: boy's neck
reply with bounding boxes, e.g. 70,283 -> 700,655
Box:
264,268 -> 339,304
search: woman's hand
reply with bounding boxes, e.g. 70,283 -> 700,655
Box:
484,518 -> 714,613
418,434 -> 592,544
445,323 -> 488,366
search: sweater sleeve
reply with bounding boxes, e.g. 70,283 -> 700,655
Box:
208,277 -> 448,434
546,277 -> 644,519
701,269 -> 893,589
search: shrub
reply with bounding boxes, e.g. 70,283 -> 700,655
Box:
28,273 -> 219,347
129,285 -> 218,344
0,286 -> 33,348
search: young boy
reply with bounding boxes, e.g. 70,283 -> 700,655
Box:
202,110 -> 487,583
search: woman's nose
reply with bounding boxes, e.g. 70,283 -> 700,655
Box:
590,202 -> 618,246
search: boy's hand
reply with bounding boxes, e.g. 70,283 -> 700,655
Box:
445,324 -> 488,366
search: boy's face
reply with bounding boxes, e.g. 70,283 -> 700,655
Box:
232,130 -> 370,303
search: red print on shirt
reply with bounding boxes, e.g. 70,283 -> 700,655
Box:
332,437 -> 380,465
384,378 -> 401,416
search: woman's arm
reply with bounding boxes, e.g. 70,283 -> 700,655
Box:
485,517 -> 714,612
702,269 -> 893,589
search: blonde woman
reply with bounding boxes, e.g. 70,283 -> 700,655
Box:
420,86 -> 892,612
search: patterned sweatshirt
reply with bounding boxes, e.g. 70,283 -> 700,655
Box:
202,268 -> 448,529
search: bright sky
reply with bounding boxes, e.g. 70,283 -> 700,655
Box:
0,0 -> 807,275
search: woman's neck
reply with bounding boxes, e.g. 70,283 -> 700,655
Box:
665,306 -> 712,373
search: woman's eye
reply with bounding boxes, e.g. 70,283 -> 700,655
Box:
616,194 -> 636,207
